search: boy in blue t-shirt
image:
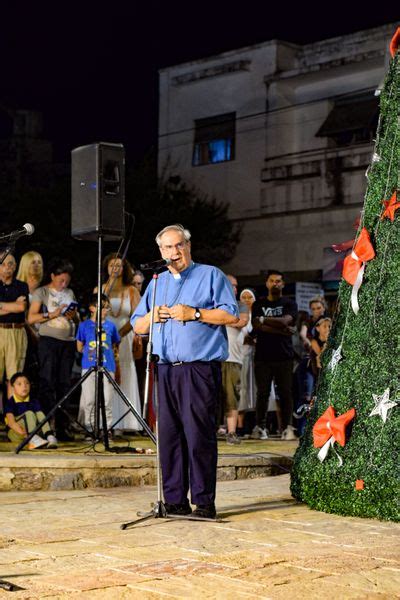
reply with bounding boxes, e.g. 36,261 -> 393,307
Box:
76,293 -> 120,433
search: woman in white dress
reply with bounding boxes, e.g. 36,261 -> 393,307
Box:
98,254 -> 141,434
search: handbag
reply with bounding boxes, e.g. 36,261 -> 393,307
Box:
132,334 -> 144,360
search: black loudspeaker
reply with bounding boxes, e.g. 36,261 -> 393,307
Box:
71,142 -> 125,240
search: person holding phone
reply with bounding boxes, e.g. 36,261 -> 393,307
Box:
28,257 -> 78,442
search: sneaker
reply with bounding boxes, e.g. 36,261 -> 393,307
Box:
192,504 -> 217,519
46,434 -> 58,449
165,501 -> 192,516
226,432 -> 241,445
250,426 -> 268,440
282,425 -> 297,441
28,434 -> 48,450
259,428 -> 268,440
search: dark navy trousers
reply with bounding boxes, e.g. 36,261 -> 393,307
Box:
157,361 -> 221,506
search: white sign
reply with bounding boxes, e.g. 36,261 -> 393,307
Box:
295,282 -> 324,314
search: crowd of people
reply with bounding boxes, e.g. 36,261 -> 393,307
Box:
218,276 -> 332,443
0,241 -> 331,457
0,250 -> 145,449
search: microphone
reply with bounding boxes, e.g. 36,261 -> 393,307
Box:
0,223 -> 35,242
140,258 -> 171,271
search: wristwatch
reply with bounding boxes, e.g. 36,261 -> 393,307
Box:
193,308 -> 201,321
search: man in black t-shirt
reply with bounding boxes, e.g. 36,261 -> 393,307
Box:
251,270 -> 298,440
0,254 -> 29,397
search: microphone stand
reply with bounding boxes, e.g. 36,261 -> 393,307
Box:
121,266 -> 166,528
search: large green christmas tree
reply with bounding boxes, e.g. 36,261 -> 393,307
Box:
291,29 -> 400,522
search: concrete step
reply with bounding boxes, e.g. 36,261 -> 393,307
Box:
0,437 -> 296,491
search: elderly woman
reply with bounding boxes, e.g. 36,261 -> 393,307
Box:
236,288 -> 257,436
98,253 -> 141,435
28,258 -> 78,442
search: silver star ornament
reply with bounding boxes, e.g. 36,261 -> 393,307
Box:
328,345 -> 342,371
369,388 -> 397,423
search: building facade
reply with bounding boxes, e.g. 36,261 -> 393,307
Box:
158,23 -> 398,286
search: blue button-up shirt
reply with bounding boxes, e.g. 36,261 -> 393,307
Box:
131,263 -> 238,363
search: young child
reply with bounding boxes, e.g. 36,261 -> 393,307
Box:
4,372 -> 58,449
76,293 -> 120,435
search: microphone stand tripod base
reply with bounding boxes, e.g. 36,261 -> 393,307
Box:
120,502 -> 226,528
120,501 -> 168,529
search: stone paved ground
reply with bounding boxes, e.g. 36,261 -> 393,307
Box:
0,475 -> 399,599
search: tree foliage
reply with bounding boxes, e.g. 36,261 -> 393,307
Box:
126,153 -> 242,267
291,40 -> 400,521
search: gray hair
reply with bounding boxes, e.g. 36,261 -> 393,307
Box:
134,269 -> 145,281
155,223 -> 191,247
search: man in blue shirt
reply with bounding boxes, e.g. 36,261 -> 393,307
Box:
131,224 -> 238,519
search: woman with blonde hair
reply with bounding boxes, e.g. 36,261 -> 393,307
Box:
17,251 -> 44,385
17,251 -> 43,298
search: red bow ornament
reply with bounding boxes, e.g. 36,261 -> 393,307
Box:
390,27 -> 400,58
342,227 -> 375,314
313,406 -> 356,465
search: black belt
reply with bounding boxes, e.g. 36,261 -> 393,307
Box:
163,360 -> 219,367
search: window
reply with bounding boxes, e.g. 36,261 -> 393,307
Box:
193,112 -> 235,166
316,92 -> 378,146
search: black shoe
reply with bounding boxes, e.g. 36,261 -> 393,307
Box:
192,504 -> 217,519
164,501 -> 192,516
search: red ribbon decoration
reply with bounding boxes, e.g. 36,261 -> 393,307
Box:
313,406 -> 355,464
342,228 -> 375,286
390,28 -> 400,58
313,406 -> 356,448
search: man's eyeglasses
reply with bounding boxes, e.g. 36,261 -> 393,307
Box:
161,242 -> 186,252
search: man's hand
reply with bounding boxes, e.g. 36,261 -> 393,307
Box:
168,304 -> 196,322
285,325 -> 297,335
155,305 -> 171,323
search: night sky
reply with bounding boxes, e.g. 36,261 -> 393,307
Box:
1,2 -> 399,165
